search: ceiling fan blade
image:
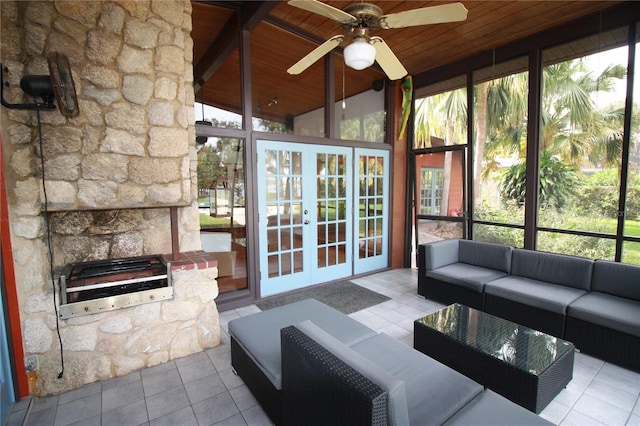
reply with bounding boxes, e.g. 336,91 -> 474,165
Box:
288,35 -> 344,75
380,3 -> 468,29
288,0 -> 356,24
371,37 -> 407,80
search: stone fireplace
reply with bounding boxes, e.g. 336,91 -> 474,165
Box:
1,0 -> 221,396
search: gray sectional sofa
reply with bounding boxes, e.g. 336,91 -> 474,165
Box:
418,239 -> 640,372
229,298 -> 552,425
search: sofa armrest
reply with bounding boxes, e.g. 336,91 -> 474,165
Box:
421,239 -> 460,271
281,321 -> 409,426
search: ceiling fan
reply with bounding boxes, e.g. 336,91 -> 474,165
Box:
287,0 -> 468,80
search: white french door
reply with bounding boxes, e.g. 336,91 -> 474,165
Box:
257,141 -> 389,297
354,149 -> 389,274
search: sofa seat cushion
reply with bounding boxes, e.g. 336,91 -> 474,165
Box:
444,390 -> 553,425
228,299 -> 376,389
350,333 -> 483,426
485,276 -> 587,315
426,263 -> 509,292
293,321 -> 410,425
567,292 -> 640,337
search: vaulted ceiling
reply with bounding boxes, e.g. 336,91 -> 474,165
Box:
191,1 -> 625,124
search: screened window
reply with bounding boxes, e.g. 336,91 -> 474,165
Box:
472,58 -> 528,246
538,29 -> 629,259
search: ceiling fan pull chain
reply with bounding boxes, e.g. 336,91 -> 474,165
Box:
342,59 -> 346,110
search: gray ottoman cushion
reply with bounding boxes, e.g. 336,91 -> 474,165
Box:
444,390 -> 553,425
295,321 -> 409,426
511,249 -> 593,291
459,239 -> 512,272
567,292 -> 640,337
485,276 -> 587,314
350,333 -> 483,426
228,298 -> 376,389
426,263 -> 508,292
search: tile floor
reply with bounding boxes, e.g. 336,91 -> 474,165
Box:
5,268 -> 640,426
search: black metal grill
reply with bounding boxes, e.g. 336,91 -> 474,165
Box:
59,255 -> 172,318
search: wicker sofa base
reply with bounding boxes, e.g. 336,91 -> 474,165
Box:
485,294 -> 566,339
418,276 -> 485,310
230,337 -> 281,425
281,325 -> 389,426
565,316 -> 640,372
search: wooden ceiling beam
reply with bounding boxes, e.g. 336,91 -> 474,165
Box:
265,16 -> 330,47
193,15 -> 239,92
193,1 -> 278,93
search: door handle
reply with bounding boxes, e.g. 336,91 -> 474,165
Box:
304,220 -> 310,225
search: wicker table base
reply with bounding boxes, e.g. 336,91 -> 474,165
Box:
414,303 -> 574,413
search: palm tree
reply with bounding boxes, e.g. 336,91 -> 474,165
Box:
415,54 -> 626,212
414,88 -> 467,216
540,61 -> 627,167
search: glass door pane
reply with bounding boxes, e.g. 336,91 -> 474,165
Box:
355,149 -> 389,274
197,137 -> 248,294
312,148 -> 352,281
258,142 -> 307,296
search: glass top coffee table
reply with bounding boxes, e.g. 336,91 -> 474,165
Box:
414,303 -> 574,413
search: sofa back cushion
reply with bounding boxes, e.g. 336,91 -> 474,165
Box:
511,249 -> 593,291
282,321 -> 409,426
459,240 -> 513,273
591,260 -> 640,301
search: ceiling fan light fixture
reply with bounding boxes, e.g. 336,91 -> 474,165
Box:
344,39 -> 376,70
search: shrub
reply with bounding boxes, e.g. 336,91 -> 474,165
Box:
574,169 -> 640,220
500,152 -> 580,209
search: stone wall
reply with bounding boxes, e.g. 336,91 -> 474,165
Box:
0,0 -> 220,396
27,255 -> 220,396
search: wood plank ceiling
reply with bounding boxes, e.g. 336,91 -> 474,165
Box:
192,1 -> 624,124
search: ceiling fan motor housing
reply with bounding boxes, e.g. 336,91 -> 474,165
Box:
342,3 -> 383,33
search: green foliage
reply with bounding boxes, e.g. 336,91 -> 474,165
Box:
472,203 -> 524,247
536,210 -> 615,259
573,169 -> 640,220
473,204 -> 616,259
200,213 -> 237,228
499,152 -> 580,209
197,145 -> 223,190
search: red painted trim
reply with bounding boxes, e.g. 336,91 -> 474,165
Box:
0,133 -> 29,398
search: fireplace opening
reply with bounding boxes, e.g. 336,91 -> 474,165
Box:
58,254 -> 172,319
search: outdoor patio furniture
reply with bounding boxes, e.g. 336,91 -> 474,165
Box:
418,239 -> 513,310
418,239 -> 640,372
414,303 -> 575,413
484,248 -> 592,338
228,298 -> 377,424
565,260 -> 640,372
230,298 -> 553,425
